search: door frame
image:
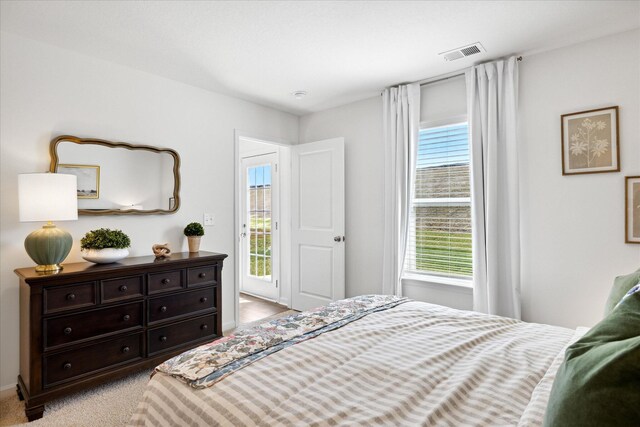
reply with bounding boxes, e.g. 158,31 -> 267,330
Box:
233,130 -> 292,331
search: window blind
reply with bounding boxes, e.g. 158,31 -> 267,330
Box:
405,123 -> 472,278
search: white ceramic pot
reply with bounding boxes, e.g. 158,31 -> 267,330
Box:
81,248 -> 129,264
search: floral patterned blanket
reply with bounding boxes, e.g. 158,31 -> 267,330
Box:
155,294 -> 409,388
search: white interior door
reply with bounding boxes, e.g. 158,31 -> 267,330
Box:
292,137 -> 345,311
240,153 -> 279,301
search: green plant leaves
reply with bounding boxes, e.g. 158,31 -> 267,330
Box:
80,228 -> 131,250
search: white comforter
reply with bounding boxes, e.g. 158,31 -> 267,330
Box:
130,301 -> 584,427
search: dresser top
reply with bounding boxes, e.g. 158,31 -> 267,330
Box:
15,251 -> 228,282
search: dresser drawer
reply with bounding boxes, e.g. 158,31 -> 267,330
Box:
148,270 -> 183,294
44,333 -> 143,387
45,302 -> 143,348
148,287 -> 216,324
187,265 -> 217,287
101,275 -> 143,303
43,282 -> 97,314
148,314 -> 216,356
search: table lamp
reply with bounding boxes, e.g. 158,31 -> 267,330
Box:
18,173 -> 78,272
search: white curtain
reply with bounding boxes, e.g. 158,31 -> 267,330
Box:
466,57 -> 521,318
381,83 -> 421,295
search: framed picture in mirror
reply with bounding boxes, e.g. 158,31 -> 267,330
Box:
57,164 -> 100,199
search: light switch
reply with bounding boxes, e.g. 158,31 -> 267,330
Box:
204,213 -> 215,226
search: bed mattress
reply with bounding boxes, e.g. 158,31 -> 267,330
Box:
130,299 -> 585,427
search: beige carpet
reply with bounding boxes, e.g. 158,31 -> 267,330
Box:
0,369 -> 151,427
0,309 -> 297,426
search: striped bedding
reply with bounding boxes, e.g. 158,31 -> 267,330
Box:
130,300 -> 585,427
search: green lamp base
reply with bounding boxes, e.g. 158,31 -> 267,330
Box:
24,223 -> 73,272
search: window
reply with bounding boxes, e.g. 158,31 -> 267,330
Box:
404,122 -> 472,279
247,164 -> 272,280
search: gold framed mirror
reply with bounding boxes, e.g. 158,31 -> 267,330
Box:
49,135 -> 181,215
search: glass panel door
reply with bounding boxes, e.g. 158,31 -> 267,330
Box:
248,164 -> 272,280
240,153 -> 278,300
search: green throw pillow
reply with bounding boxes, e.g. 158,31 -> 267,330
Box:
543,290 -> 640,427
604,267 -> 640,316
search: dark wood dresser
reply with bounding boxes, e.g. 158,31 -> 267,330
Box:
15,251 -> 227,421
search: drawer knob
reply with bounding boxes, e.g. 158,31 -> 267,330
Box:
63,362 -> 72,370
198,272 -> 206,279
201,324 -> 208,330
63,327 -> 72,335
119,285 -> 128,292
123,314 -> 131,321
122,346 -> 130,353
200,297 -> 208,303
160,306 -> 167,313
66,293 -> 76,301
161,278 -> 171,285
160,336 -> 167,342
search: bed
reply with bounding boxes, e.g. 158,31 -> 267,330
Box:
128,295 -> 591,426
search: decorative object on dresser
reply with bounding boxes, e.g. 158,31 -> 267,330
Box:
560,106 -> 620,175
626,176 -> 640,244
15,251 -> 227,421
18,173 -> 79,272
152,243 -> 171,258
184,222 -> 205,253
80,228 -> 131,264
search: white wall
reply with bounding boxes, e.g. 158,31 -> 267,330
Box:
519,29 -> 640,328
298,97 -> 385,298
300,29 -> 640,326
0,32 -> 298,390
420,75 -> 467,126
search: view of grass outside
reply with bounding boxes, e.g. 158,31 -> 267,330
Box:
249,215 -> 271,277
414,229 -> 472,277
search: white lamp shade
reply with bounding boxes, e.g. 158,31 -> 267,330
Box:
18,173 -> 78,222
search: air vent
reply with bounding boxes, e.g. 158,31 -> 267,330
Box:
439,42 -> 485,62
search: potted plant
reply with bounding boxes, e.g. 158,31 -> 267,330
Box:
184,222 -> 204,253
80,228 -> 131,264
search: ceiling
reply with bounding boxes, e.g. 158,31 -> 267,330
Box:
1,1 -> 639,115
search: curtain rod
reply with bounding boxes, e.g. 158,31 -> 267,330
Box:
418,56 -> 523,87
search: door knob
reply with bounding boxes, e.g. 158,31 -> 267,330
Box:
334,236 -> 342,242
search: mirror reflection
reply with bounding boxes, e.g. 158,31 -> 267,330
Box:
50,136 -> 180,215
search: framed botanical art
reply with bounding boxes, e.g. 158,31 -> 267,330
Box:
57,164 -> 100,199
561,106 -> 619,175
626,176 -> 640,244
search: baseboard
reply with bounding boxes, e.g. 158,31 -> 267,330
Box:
222,320 -> 236,333
278,296 -> 290,308
0,383 -> 15,400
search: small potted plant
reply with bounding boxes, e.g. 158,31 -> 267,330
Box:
80,228 -> 131,264
184,222 -> 204,253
